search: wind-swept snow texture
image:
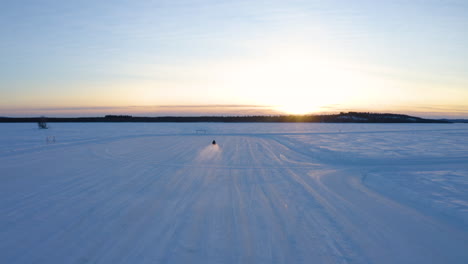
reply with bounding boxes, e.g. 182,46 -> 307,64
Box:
1,123 -> 467,264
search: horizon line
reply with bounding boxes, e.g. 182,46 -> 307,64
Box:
1,112 -> 466,120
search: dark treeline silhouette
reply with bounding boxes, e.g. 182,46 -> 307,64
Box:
105,115 -> 133,119
0,112 -> 451,123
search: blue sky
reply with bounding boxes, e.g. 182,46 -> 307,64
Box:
1,0 -> 467,117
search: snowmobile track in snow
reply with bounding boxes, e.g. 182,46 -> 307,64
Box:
1,123 -> 467,263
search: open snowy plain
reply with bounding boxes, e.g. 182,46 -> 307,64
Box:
0,123 -> 467,264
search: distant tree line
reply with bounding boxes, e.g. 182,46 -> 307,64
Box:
0,112 -> 451,123
105,115 -> 133,118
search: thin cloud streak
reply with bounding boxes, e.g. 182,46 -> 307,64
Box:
0,105 -> 280,117
155,104 -> 274,108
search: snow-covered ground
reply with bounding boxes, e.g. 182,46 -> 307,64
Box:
0,123 -> 467,264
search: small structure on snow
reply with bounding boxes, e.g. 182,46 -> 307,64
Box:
38,117 -> 48,129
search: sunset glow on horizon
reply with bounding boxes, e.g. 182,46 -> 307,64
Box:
1,0 -> 467,118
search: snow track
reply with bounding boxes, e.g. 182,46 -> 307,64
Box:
0,123 -> 467,263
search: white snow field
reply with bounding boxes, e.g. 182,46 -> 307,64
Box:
0,123 -> 467,264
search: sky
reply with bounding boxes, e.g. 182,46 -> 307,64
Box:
1,0 -> 467,118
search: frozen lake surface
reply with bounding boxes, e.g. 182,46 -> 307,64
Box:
1,123 -> 467,263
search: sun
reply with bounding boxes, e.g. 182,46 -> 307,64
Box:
278,101 -> 323,115
216,43 -> 364,115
